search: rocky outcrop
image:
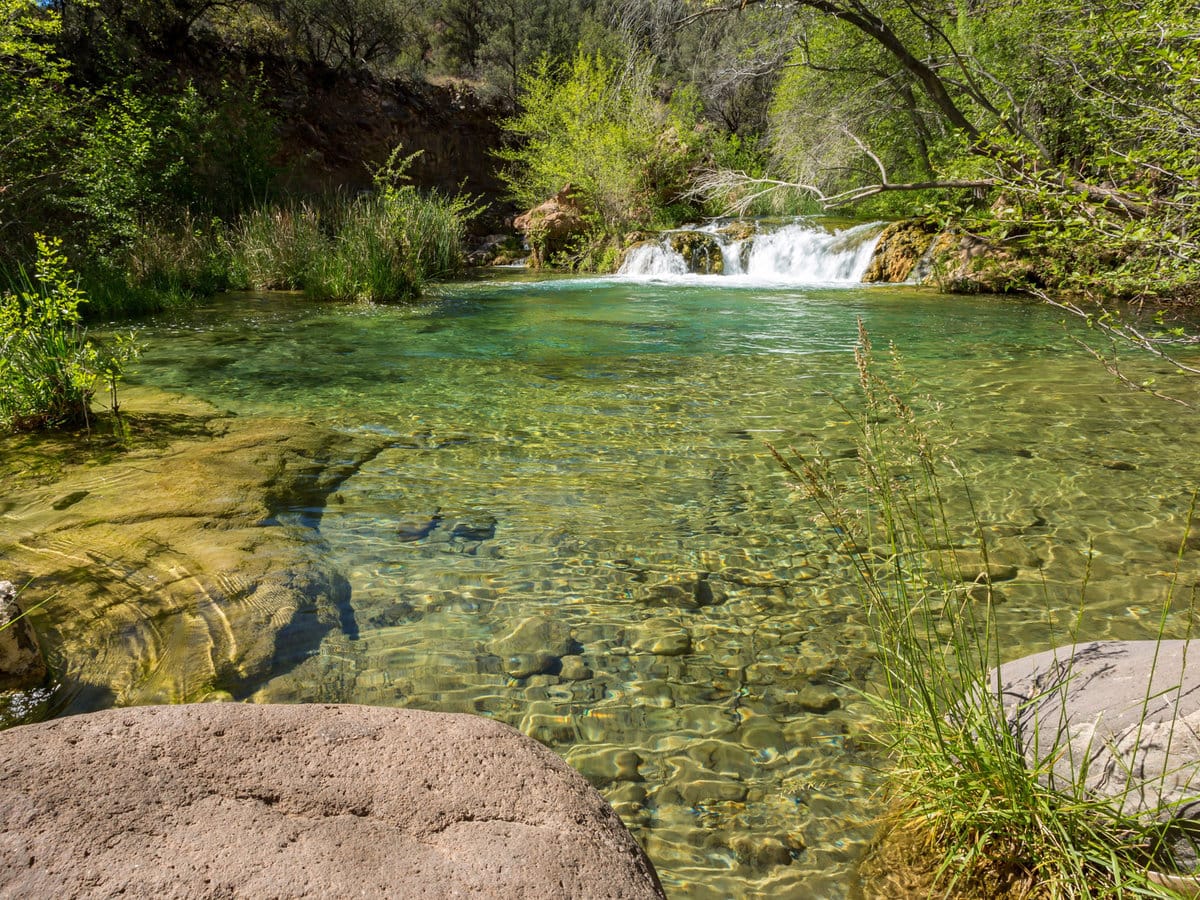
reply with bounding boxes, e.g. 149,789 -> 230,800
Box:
992,641 -> 1200,870
0,581 -> 46,691
514,185 -> 589,267
0,703 -> 666,899
925,231 -> 1038,293
0,387 -> 391,713
668,231 -> 724,275
861,220 -> 937,283
862,219 -> 1038,292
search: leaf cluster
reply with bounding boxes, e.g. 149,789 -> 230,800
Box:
0,236 -> 139,432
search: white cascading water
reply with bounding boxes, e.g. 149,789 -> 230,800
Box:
618,220 -> 884,284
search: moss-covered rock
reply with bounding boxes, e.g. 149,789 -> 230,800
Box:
862,219 -> 938,283
668,231 -> 724,275
0,387 -> 392,714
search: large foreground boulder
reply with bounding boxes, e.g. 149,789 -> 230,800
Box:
993,640 -> 1200,869
0,703 -> 665,898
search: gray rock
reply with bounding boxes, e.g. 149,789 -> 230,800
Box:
0,581 -> 47,691
0,704 -> 665,898
992,640 -> 1200,869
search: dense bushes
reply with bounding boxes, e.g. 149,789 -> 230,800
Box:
0,238 -> 138,431
497,51 -> 730,267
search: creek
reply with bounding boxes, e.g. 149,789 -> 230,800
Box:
6,220 -> 1200,897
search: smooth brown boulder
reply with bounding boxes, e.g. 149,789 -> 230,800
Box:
0,703 -> 665,899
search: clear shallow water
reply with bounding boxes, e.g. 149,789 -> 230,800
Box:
123,277 -> 1200,897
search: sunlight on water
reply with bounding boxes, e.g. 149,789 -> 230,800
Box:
113,277 -> 1200,897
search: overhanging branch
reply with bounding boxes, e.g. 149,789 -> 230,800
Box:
687,168 -> 991,213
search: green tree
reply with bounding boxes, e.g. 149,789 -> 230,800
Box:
497,50 -> 705,232
0,1 -> 75,261
687,0 -> 1200,298
261,0 -> 419,70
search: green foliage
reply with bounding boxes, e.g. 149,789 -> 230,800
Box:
0,237 -> 139,431
0,1 -> 74,256
693,0 -> 1200,299
62,79 -> 278,260
262,0 -> 419,71
309,150 -> 476,302
432,0 -> 595,102
498,51 -> 707,234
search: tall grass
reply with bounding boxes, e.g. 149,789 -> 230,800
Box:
230,202 -> 325,291
49,147 -> 477,319
230,148 -> 476,302
773,322 -> 1196,897
308,187 -> 472,302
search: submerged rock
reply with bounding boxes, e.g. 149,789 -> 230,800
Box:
631,619 -> 692,657
0,704 -> 665,898
449,514 -> 497,542
634,573 -> 727,609
992,640 -> 1200,871
489,615 -> 575,678
0,580 -> 47,691
0,388 -> 392,710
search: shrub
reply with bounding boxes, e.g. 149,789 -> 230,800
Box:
0,237 -> 138,431
497,51 -> 707,235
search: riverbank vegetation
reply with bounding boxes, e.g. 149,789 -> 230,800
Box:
4,0 -> 1196,309
775,326 -> 1195,896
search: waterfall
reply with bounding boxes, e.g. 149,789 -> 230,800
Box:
617,220 -> 884,284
